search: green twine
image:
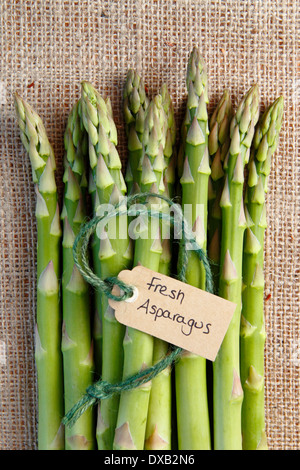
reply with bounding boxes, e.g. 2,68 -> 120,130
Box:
63,192 -> 214,427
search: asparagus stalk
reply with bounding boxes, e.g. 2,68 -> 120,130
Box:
208,90 -> 233,290
87,168 -> 102,374
175,47 -> 211,450
144,84 -> 176,451
213,84 -> 260,450
241,96 -> 283,450
81,81 -> 132,450
61,100 -> 96,450
14,94 -> 64,450
124,69 -> 149,193
113,94 -> 168,451
85,93 -> 124,376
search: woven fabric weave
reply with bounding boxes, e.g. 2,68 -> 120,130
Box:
0,0 -> 299,450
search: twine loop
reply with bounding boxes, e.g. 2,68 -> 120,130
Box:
63,192 -> 213,427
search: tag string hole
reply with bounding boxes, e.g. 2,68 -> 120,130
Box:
125,285 -> 139,303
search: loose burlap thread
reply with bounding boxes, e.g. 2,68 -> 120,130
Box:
0,0 -> 299,450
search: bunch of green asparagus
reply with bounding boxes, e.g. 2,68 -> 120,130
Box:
14,46 -> 283,450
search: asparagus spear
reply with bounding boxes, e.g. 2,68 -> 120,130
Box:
175,47 -> 211,450
61,100 -> 96,450
213,84 -> 260,450
124,69 -> 149,193
208,90 -> 233,290
158,83 -> 177,274
123,77 -> 176,450
87,167 -> 103,374
241,96 -> 283,450
113,94 -> 168,451
84,92 -> 126,376
144,84 -> 176,451
81,81 -> 132,450
14,94 -> 64,450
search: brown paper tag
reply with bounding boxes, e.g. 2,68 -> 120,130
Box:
109,266 -> 236,361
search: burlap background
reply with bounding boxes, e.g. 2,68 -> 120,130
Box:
0,0 -> 299,450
